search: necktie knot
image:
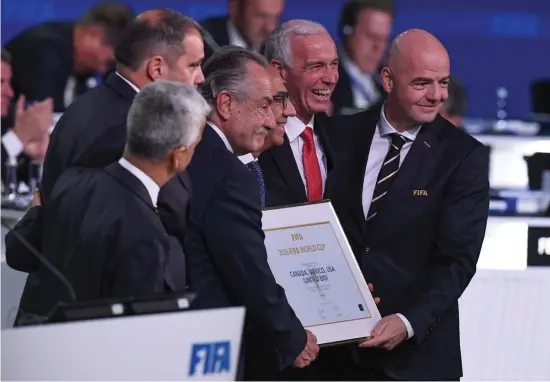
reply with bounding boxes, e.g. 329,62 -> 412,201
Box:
301,126 -> 315,145
389,133 -> 407,151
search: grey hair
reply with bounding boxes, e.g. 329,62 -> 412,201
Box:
126,81 -> 211,161
264,19 -> 329,67
199,45 -> 269,109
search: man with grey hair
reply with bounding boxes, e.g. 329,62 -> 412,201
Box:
259,19 -> 339,208
183,45 -> 318,380
13,81 -> 210,323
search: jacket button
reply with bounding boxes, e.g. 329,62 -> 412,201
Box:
364,247 -> 370,255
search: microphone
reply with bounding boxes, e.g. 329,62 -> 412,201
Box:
1,216 -> 77,325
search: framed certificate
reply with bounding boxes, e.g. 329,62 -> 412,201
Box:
262,200 -> 381,346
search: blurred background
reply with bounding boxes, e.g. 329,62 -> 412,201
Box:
1,0 -> 550,380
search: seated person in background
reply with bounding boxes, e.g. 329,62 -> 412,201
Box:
200,0 -> 284,59
1,47 -> 52,186
14,81 -> 210,325
440,75 -> 467,128
5,2 -> 134,112
331,0 -> 394,115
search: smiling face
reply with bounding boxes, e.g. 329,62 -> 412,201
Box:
279,32 -> 339,123
382,31 -> 450,130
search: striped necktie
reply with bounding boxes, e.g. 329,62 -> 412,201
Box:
366,133 -> 407,223
246,160 -> 266,208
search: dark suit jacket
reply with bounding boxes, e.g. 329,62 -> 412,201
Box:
200,16 -> 230,60
185,125 -> 306,375
5,22 -> 84,112
258,113 -> 335,207
15,163 -> 187,324
5,73 -> 191,277
326,107 -> 490,380
331,63 -> 385,116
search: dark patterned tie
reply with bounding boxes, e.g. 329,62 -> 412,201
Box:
366,133 -> 407,223
246,160 -> 266,208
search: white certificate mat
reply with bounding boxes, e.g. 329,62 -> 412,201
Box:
262,201 -> 381,345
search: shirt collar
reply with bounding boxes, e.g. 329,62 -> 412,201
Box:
238,153 -> 256,165
379,104 -> 422,141
118,157 -> 160,207
115,71 -> 140,93
285,115 -> 315,143
227,21 -> 261,51
208,122 -> 234,153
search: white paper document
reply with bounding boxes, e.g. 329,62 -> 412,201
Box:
262,201 -> 381,345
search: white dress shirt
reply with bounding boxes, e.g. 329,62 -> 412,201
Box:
340,50 -> 381,110
118,157 -> 160,207
2,130 -> 24,159
116,71 -> 140,93
285,115 -> 327,194
238,153 -> 255,165
362,105 -> 421,339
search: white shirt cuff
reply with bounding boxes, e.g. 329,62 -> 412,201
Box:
2,130 -> 24,159
396,313 -> 415,339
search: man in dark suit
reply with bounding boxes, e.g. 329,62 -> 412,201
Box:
259,20 -> 338,208
440,75 -> 468,129
331,0 -> 394,116
200,0 -> 284,59
14,81 -> 210,324
5,3 -> 134,112
325,29 -> 490,380
6,10 -> 205,277
185,46 -> 318,379
1,48 -> 52,187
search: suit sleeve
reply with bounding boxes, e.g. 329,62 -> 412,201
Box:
4,206 -> 43,273
401,144 -> 490,344
200,173 -> 307,369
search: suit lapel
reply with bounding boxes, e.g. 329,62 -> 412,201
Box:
269,134 -> 308,202
104,162 -> 156,212
315,113 -> 335,174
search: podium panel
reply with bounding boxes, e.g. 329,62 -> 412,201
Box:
1,307 -> 245,381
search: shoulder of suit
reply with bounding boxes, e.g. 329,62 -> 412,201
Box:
199,15 -> 228,30
435,115 -> 484,151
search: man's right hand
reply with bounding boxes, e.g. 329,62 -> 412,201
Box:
293,329 -> 319,368
12,96 -> 53,157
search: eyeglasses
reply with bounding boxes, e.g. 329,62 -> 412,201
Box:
272,92 -> 289,109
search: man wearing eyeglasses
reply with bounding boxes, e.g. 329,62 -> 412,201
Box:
238,65 -> 295,207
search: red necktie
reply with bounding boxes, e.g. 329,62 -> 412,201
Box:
301,126 -> 323,202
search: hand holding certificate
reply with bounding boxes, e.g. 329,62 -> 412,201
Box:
262,200 -> 381,346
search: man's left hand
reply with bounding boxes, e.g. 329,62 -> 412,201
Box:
359,314 -> 407,351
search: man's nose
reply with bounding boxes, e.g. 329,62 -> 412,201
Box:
322,68 -> 338,85
264,107 -> 276,129
283,99 -> 296,118
195,68 -> 205,87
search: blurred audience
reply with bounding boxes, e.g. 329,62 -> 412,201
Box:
1,48 -> 52,187
332,0 -> 394,115
440,75 -> 468,128
201,0 -> 284,59
5,2 -> 134,112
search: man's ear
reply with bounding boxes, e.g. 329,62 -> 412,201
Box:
216,91 -> 233,121
146,55 -> 165,81
380,67 -> 393,93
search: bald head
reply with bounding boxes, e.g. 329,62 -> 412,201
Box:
387,29 -> 449,71
380,29 -> 451,131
